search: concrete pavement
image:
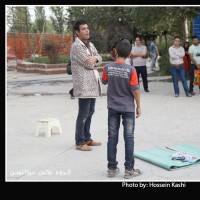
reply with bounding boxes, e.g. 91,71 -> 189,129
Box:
6,65 -> 200,182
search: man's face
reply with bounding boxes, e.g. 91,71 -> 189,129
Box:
76,24 -> 89,41
192,38 -> 199,45
174,38 -> 180,46
135,38 -> 141,46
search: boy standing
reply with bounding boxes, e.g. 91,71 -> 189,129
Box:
102,38 -> 141,179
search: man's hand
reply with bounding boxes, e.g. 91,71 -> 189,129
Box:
136,107 -> 141,118
86,56 -> 97,64
198,64 -> 200,70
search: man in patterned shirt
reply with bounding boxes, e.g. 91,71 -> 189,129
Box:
70,19 -> 102,151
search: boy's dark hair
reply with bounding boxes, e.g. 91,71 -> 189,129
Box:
192,35 -> 199,40
73,19 -> 88,32
174,36 -> 181,40
116,39 -> 132,58
134,35 -> 142,41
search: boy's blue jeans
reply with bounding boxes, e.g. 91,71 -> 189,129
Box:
107,108 -> 135,171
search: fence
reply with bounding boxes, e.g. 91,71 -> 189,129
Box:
7,32 -> 73,60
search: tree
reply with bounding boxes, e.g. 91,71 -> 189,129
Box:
49,6 -> 66,34
7,6 -> 32,33
34,6 -> 46,33
66,6 -> 200,52
7,6 -> 16,32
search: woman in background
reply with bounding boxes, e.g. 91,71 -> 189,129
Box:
183,41 -> 190,79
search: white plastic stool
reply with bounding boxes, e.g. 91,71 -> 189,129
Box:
35,118 -> 62,137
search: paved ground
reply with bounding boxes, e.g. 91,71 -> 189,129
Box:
6,64 -> 200,182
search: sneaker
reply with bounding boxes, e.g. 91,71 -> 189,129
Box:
186,93 -> 192,97
175,94 -> 179,97
190,91 -> 195,95
107,167 -> 120,178
86,140 -> 101,146
124,169 -> 141,179
76,144 -> 92,151
144,89 -> 149,92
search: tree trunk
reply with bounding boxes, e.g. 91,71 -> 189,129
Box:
184,18 -> 189,42
164,33 -> 167,50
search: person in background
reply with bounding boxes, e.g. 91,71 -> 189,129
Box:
102,38 -> 141,179
188,35 -> 200,95
183,41 -> 190,79
168,36 -> 192,97
131,36 -> 149,92
149,41 -> 159,71
70,19 -> 102,151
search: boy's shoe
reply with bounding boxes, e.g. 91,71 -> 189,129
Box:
124,169 -> 141,179
86,140 -> 101,146
144,89 -> 149,92
107,167 -> 120,178
190,91 -> 195,95
76,144 -> 92,151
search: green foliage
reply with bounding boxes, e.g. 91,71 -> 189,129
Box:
101,54 -> 112,62
7,6 -> 32,33
27,56 -> 49,63
66,6 -> 200,53
159,53 -> 171,75
27,55 -> 70,64
49,6 -> 66,34
44,43 -> 60,64
34,7 -> 46,33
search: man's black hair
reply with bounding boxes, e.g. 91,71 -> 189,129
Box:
174,36 -> 181,40
73,19 -> 88,32
116,39 -> 132,58
192,35 -> 199,40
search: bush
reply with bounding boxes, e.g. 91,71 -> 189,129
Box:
101,54 -> 112,62
159,53 -> 171,75
27,56 -> 50,63
27,55 -> 70,64
44,43 -> 60,64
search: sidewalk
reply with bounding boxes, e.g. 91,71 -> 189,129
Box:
6,66 -> 200,181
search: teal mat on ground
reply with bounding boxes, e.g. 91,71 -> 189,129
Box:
134,144 -> 200,170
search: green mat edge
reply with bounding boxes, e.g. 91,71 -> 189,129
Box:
134,144 -> 200,171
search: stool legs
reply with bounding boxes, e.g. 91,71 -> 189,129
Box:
35,119 -> 62,137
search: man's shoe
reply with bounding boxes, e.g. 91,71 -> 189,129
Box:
175,94 -> 179,97
186,93 -> 192,97
86,140 -> 101,146
144,89 -> 149,92
76,144 -> 92,151
107,167 -> 120,178
190,91 -> 195,95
